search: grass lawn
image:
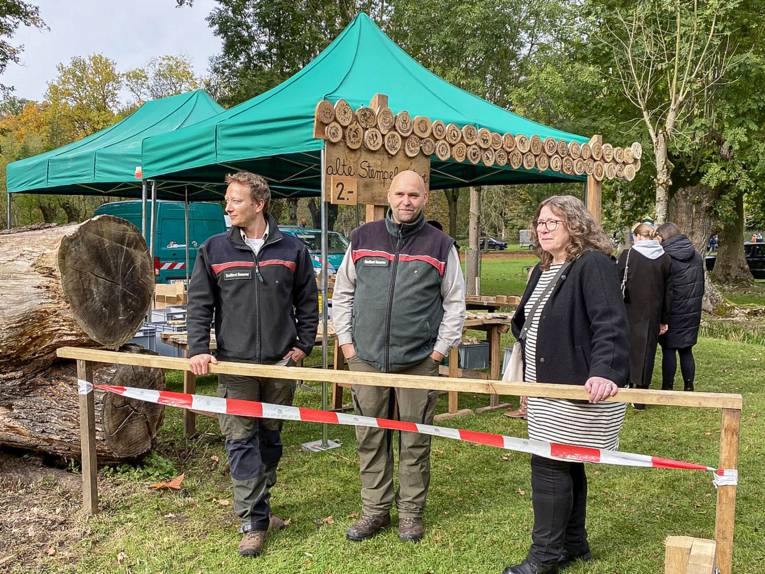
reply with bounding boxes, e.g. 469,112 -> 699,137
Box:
17,254 -> 764,574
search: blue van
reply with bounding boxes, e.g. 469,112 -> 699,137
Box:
280,226 -> 349,274
94,200 -> 226,283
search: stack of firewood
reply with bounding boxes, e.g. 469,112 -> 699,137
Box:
314,98 -> 642,182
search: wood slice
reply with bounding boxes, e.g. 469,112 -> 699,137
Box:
614,146 -> 625,163
315,100 -> 335,124
523,152 -> 536,170
616,163 -> 625,178
413,116 -> 432,138
420,137 -> 436,156
536,154 -> 549,171
581,143 -> 592,160
345,122 -> 363,150
624,164 -> 636,181
631,142 -> 643,160
633,158 -> 641,172
495,149 -> 508,166
377,107 -> 395,134
530,135 -> 543,155
569,141 -> 582,159
384,131 -> 402,155
605,162 -> 617,180
481,148 -> 495,167
562,156 -> 574,175
467,144 -> 482,164
477,127 -> 492,149
623,148 -> 634,163
515,134 -> 531,153
591,140 -> 603,160
602,143 -> 614,162
509,150 -> 523,169
491,132 -> 502,150
364,127 -> 383,151
1,217 -> 152,382
356,106 -> 377,129
431,119 -> 447,140
452,142 -> 467,162
334,99 -> 353,127
435,140 -> 451,161
543,137 -> 557,156
325,122 -> 343,143
585,158 -> 595,175
446,123 -> 462,144
404,134 -> 421,158
549,155 -> 562,172
395,111 -> 413,136
573,158 -> 585,175
462,124 -> 478,145
593,162 -> 605,181
502,133 -> 516,152
556,140 -> 569,157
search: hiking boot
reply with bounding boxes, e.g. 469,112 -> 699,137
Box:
398,516 -> 425,542
502,558 -> 559,574
684,382 -> 694,392
558,549 -> 592,569
238,530 -> 267,557
632,403 -> 646,411
346,513 -> 391,541
269,513 -> 287,531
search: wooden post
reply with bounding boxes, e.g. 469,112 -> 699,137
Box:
448,346 -> 459,413
586,135 -> 602,223
466,186 -> 481,295
714,408 -> 740,574
183,355 -> 197,438
665,536 -> 694,574
365,204 -> 385,222
489,326 -> 501,407
332,338 -> 346,410
77,359 -> 98,515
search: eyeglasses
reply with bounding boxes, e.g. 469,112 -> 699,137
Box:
534,219 -> 564,232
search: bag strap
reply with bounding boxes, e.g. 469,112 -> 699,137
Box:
620,248 -> 632,297
519,261 -> 570,341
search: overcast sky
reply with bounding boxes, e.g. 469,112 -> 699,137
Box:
2,0 -> 221,102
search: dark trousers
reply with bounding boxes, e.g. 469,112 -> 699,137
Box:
661,345 -> 695,390
217,373 -> 296,532
528,455 -> 590,566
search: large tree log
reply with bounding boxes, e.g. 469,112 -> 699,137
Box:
0,346 -> 165,463
0,216 -> 153,381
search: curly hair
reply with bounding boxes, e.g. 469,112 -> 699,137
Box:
531,195 -> 613,269
225,171 -> 271,213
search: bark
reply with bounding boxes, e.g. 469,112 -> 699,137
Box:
0,346 -> 165,463
38,200 -> 58,223
60,200 -> 82,224
712,193 -> 752,285
0,216 -> 154,382
654,130 -> 671,224
287,198 -> 298,225
444,188 -> 460,239
466,186 -> 481,296
307,199 -> 338,230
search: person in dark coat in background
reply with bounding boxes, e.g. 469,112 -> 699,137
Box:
617,223 -> 671,409
655,222 -> 705,391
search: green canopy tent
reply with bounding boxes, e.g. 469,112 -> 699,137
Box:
141,13 -> 588,194
6,89 -> 225,201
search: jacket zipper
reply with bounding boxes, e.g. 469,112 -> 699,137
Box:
383,229 -> 403,372
246,234 -> 281,362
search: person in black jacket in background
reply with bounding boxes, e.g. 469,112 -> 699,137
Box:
618,223 -> 671,409
187,171 -> 318,558
655,222 -> 705,391
502,195 -> 629,574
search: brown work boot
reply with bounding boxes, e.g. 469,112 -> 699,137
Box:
346,513 -> 391,541
398,516 -> 425,542
269,513 -> 287,531
238,530 -> 267,557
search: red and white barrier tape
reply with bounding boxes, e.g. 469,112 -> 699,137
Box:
77,380 -> 737,487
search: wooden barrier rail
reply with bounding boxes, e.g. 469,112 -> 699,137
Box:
57,347 -> 742,574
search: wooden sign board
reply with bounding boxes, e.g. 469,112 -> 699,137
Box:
329,175 -> 358,205
323,141 -> 430,205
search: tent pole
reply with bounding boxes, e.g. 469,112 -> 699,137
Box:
6,192 -> 11,230
141,180 -> 147,239
149,180 -> 157,264
184,185 -> 190,285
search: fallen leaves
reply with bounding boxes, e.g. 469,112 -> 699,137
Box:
150,473 -> 185,491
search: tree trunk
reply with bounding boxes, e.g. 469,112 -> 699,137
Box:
444,188 -> 460,239
654,131 -> 671,224
0,346 -> 165,463
287,198 -> 298,225
712,193 -> 752,285
0,216 -> 154,382
38,199 -> 58,223
466,186 -> 481,296
60,200 -> 82,223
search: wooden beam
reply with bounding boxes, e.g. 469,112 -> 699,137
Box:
587,134 -> 603,223
687,538 -> 716,574
665,536 -> 694,574
365,204 -> 385,222
447,346 -> 459,413
714,408 -> 740,574
56,347 -> 743,409
77,360 -> 98,515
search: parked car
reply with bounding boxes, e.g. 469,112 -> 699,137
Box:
705,242 -> 765,279
94,200 -> 226,283
280,226 -> 349,274
479,236 -> 508,250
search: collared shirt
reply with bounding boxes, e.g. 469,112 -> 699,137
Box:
241,223 -> 269,255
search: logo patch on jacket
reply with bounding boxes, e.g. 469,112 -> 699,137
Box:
223,270 -> 252,280
362,257 -> 389,267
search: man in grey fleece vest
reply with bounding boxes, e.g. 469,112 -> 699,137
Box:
332,170 -> 465,543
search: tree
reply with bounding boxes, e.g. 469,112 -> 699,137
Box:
0,1 -> 45,82
124,55 -> 200,103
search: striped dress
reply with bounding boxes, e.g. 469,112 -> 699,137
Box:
524,264 -> 627,450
